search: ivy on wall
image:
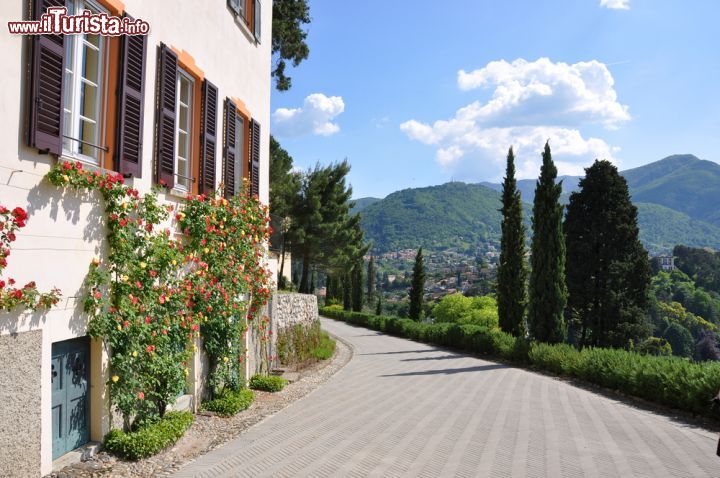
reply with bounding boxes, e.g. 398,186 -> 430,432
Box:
47,161 -> 272,430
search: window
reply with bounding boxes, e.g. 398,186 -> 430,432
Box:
175,69 -> 194,191
233,114 -> 245,194
62,0 -> 106,163
228,0 -> 246,19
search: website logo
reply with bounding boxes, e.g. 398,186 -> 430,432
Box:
8,7 -> 150,36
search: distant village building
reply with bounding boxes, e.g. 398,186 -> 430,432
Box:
657,255 -> 675,271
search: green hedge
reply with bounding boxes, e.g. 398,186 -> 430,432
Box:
104,411 -> 193,460
320,307 -> 720,418
201,389 -> 254,417
249,374 -> 288,392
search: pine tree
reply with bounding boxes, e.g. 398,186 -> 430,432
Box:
351,261 -> 364,312
565,160 -> 651,348
528,142 -> 568,343
408,248 -> 426,320
367,256 -> 376,304
309,270 -> 316,294
497,147 -> 528,337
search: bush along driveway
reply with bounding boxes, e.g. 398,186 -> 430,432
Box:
173,317 -> 720,478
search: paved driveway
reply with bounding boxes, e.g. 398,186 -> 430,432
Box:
174,318 -> 720,477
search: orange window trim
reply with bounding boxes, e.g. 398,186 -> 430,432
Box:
101,35 -> 120,172
231,96 -> 252,181
98,0 -> 124,16
171,47 -> 205,196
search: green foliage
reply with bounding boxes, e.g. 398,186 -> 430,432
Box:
359,182 -> 507,254
637,337 -> 673,357
351,261 -> 364,312
674,245 -> 720,294
322,306 -> 720,419
636,203 -> 720,253
276,320 -> 335,365
311,331 -> 336,360
623,154 -> 720,227
48,161 -> 272,429
408,248 -> 426,320
433,293 -> 498,328
565,160 -> 652,348
288,161 -> 368,293
249,374 -> 288,392
103,411 -> 193,460
201,389 -> 254,417
528,143 -> 567,343
271,0 -> 311,91
367,256 -> 376,304
497,147 -> 528,337
663,323 -> 695,358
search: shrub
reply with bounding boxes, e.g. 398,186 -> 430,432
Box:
249,374 -> 288,392
433,293 -> 499,328
663,323 -> 695,358
529,342 -> 581,375
103,411 -> 193,460
310,331 -> 336,360
277,320 -> 335,366
637,337 -> 673,356
201,389 -> 254,417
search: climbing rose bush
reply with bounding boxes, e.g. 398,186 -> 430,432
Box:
178,193 -> 273,396
47,160 -> 272,429
0,205 -> 61,310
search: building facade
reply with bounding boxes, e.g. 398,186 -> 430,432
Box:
0,0 -> 271,475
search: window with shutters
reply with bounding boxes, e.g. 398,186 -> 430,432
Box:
174,69 -> 194,192
227,0 -> 261,42
62,0 -> 108,163
233,114 -> 245,195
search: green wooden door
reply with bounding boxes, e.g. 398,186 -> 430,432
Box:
51,337 -> 89,459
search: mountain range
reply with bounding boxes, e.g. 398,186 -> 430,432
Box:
356,154 -> 720,255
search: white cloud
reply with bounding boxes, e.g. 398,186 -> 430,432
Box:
272,93 -> 345,137
457,58 -> 629,129
600,0 -> 630,10
401,58 -> 627,181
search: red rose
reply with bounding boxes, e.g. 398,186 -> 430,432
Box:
137,392 -> 144,400
62,161 -> 72,170
13,290 -> 23,299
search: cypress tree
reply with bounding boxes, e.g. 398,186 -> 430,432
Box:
309,270 -> 316,294
565,160 -> 651,348
342,272 -> 351,311
325,275 -> 335,305
351,261 -> 364,312
528,142 -> 568,343
375,293 -> 383,315
408,248 -> 426,320
497,147 -> 528,337
367,256 -> 376,304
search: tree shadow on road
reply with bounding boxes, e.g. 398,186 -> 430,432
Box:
379,363 -> 508,377
400,354 -> 462,362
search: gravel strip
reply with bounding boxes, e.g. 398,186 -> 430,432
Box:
46,334 -> 353,478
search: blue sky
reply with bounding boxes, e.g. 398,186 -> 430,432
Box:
270,0 -> 720,199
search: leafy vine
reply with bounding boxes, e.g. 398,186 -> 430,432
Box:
47,161 -> 272,430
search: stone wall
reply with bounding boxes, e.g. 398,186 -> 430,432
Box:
0,330 -> 42,477
270,293 -> 318,330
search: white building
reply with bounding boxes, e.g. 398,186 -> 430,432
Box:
0,0 -> 271,475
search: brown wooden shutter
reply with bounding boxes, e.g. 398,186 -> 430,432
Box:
250,119 -> 261,198
253,0 -> 262,42
155,44 -> 177,188
116,18 -> 147,178
199,80 -> 218,195
222,98 -> 237,198
28,0 -> 66,155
